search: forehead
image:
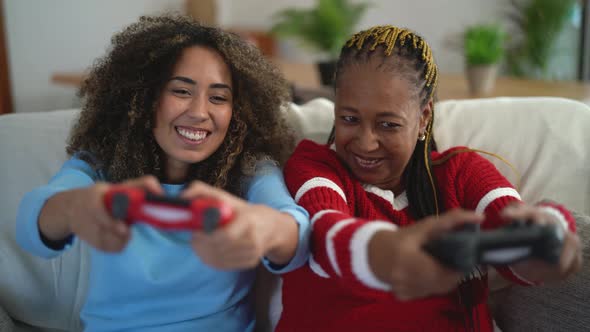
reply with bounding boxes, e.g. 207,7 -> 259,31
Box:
171,45 -> 231,80
335,61 -> 419,114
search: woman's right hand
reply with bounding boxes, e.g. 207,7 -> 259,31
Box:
38,175 -> 163,252
368,209 -> 484,301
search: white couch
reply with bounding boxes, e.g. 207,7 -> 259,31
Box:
1,97 -> 589,331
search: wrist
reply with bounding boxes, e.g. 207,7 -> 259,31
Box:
39,191 -> 74,242
265,210 -> 299,265
368,229 -> 397,285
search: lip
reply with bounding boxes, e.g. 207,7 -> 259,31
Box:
351,153 -> 384,170
175,125 -> 210,146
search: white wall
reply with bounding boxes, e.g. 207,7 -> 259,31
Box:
4,0 -> 185,113
223,0 -> 507,73
5,0 -> 506,113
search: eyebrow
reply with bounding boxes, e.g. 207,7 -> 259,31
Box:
170,76 -> 196,85
339,107 -> 404,119
169,76 -> 232,93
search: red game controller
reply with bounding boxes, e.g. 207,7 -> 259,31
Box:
103,186 -> 234,232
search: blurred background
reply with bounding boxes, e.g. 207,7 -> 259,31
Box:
0,0 -> 588,114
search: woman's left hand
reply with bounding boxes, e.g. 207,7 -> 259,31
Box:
502,203 -> 583,283
180,181 -> 298,270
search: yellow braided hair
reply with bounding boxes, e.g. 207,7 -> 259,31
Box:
345,25 -> 438,97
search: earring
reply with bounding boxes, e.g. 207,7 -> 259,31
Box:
418,132 -> 426,141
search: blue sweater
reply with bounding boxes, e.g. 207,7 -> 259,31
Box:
16,156 -> 310,332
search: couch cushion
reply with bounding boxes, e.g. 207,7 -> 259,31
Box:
283,97 -> 334,144
0,110 -> 87,331
490,211 -> 590,332
0,305 -> 14,332
434,97 -> 590,215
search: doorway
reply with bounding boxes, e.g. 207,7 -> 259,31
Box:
0,0 -> 13,114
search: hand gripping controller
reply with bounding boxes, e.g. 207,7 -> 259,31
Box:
103,186 -> 234,232
424,220 -> 565,274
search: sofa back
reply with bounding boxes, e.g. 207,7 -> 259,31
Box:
1,97 -> 589,331
0,110 -> 87,331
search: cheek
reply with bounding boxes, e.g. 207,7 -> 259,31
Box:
214,108 -> 233,133
382,135 -> 416,158
334,124 -> 353,145
154,98 -> 181,128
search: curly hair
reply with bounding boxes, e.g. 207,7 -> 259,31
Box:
67,15 -> 294,195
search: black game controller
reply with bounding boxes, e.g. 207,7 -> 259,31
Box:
423,220 -> 565,274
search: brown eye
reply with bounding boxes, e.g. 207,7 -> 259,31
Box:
209,95 -> 228,104
172,89 -> 191,97
380,122 -> 400,129
340,115 -> 358,123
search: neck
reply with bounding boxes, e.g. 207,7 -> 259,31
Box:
165,160 -> 188,184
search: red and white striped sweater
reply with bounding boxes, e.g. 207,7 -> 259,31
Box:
277,139 -> 575,332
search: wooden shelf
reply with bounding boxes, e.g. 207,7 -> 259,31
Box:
51,64 -> 590,103
437,74 -> 590,102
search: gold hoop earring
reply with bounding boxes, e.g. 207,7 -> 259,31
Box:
418,133 -> 426,141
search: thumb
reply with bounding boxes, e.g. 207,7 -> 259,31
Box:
181,181 -> 226,200
124,175 -> 164,195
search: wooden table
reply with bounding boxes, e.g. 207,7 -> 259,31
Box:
52,67 -> 590,103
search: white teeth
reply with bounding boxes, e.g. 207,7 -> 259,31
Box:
176,127 -> 207,141
355,156 -> 380,166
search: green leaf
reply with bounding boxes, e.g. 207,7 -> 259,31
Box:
464,24 -> 506,66
269,0 -> 371,59
505,0 -> 577,77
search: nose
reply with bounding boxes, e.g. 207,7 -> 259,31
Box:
356,126 -> 380,152
186,96 -> 210,121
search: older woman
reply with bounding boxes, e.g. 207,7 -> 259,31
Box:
277,25 -> 582,332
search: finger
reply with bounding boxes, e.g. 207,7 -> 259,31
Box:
125,175 -> 164,194
560,233 -> 582,277
112,220 -> 131,237
92,198 -> 128,231
89,224 -> 127,252
500,203 -> 538,222
185,181 -> 244,204
223,215 -> 252,242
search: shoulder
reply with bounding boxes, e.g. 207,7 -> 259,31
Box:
284,140 -> 354,195
285,140 -> 348,179
287,140 -> 340,167
432,146 -> 494,169
292,139 -> 335,156
59,151 -> 105,181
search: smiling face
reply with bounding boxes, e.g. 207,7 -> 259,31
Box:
334,58 -> 432,194
153,45 -> 233,183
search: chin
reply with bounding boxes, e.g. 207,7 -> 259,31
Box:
352,173 -> 381,185
173,151 -> 212,165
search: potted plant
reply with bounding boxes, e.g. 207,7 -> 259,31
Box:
505,0 -> 577,79
270,0 -> 370,86
463,24 -> 506,96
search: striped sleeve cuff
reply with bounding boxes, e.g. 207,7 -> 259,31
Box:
537,204 -> 574,232
475,187 -> 521,213
349,221 -> 398,291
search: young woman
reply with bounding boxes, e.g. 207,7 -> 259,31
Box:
16,15 -> 309,332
